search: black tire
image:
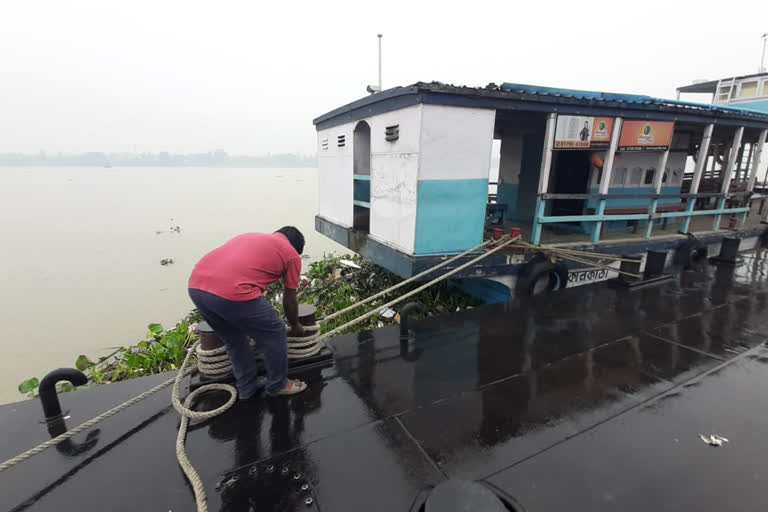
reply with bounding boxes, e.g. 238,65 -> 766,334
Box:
516,255 -> 568,297
676,236 -> 708,269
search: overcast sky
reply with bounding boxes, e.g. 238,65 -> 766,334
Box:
1,0 -> 766,155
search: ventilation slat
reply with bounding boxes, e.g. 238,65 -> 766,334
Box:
385,125 -> 399,142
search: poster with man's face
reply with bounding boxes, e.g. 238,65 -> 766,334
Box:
553,116 -> 613,149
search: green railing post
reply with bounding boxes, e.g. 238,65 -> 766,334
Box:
712,197 -> 726,231
531,197 -> 545,245
646,199 -> 658,239
680,199 -> 695,233
591,201 -> 605,243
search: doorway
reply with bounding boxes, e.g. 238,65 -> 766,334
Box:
549,151 -> 591,217
353,121 -> 371,231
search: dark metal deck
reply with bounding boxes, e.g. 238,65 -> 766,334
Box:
2,252 -> 768,511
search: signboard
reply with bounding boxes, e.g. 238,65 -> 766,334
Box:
554,116 -> 614,150
618,121 -> 675,151
567,264 -> 619,287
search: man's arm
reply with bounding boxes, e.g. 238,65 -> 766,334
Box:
283,289 -> 305,337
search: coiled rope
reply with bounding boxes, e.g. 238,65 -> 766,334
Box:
0,235 -> 516,512
195,324 -> 322,378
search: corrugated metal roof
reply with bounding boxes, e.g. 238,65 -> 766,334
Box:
499,82 -> 767,116
314,81 -> 768,129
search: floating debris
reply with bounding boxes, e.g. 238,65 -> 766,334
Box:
699,433 -> 729,446
380,308 -> 397,320
340,259 -> 361,269
160,258 -> 175,266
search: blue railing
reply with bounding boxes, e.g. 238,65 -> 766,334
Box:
531,191 -> 752,245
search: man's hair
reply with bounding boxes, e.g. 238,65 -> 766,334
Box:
275,226 -> 305,254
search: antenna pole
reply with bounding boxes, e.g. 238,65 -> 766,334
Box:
378,34 -> 383,91
761,33 -> 768,73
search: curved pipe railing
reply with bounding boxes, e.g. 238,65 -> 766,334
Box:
39,368 -> 88,421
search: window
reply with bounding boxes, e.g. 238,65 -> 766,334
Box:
717,86 -> 733,102
740,81 -> 758,98
385,125 -> 400,142
629,167 -> 643,185
762,81 -> 768,96
337,134 -> 346,147
321,138 -> 329,151
644,168 -> 655,185
611,167 -> 628,186
662,169 -> 668,183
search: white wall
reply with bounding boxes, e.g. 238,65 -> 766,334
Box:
589,151 -> 687,188
367,105 -> 422,253
317,122 -> 354,227
419,105 -> 496,180
316,105 -> 422,253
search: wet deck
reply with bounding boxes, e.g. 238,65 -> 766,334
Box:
2,251 -> 768,511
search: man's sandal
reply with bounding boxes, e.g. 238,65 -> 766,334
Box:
267,379 -> 307,396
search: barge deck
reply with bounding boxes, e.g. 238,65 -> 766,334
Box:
2,251 -> 768,511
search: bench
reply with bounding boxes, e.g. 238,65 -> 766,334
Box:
587,203 -> 685,235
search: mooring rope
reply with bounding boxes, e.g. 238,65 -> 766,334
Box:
195,324 -> 322,378
0,235 -> 516,512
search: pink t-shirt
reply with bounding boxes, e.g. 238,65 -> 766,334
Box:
188,233 -> 301,301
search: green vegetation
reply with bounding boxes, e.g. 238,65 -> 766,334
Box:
17,254 -> 482,397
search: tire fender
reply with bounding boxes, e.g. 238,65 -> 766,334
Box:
516,253 -> 569,297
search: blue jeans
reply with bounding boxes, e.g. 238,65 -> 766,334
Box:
188,289 -> 287,397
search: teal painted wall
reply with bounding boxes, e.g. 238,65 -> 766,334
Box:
516,134 -> 543,221
496,183 -> 519,220
737,100 -> 768,113
414,179 -> 488,254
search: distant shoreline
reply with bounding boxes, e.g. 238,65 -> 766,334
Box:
0,152 -> 316,168
0,163 -> 317,168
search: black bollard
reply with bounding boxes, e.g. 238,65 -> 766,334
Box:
710,237 -> 741,265
39,368 -> 89,421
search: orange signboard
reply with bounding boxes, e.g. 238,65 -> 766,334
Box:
618,121 -> 675,151
590,117 -> 614,145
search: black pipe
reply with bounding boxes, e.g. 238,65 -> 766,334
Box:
399,302 -> 423,341
39,368 -> 88,421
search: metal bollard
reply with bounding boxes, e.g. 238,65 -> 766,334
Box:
196,321 -> 224,351
39,368 -> 89,421
399,302 -> 423,341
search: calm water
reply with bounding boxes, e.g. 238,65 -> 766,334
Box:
0,166 -> 344,404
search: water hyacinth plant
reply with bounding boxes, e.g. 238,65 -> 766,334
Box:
17,254 -> 482,397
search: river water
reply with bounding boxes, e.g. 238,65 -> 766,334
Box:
0,167 -> 344,405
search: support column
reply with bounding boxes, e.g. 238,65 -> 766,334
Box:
681,123 -> 714,233
591,117 -> 622,243
531,113 -> 557,245
713,126 -> 744,231
747,130 -> 767,191
744,129 -> 768,228
646,146 -> 670,238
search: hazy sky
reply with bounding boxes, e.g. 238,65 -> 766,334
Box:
1,0 -> 767,155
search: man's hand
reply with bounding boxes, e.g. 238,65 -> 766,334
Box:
283,288 -> 303,337
288,323 -> 306,338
